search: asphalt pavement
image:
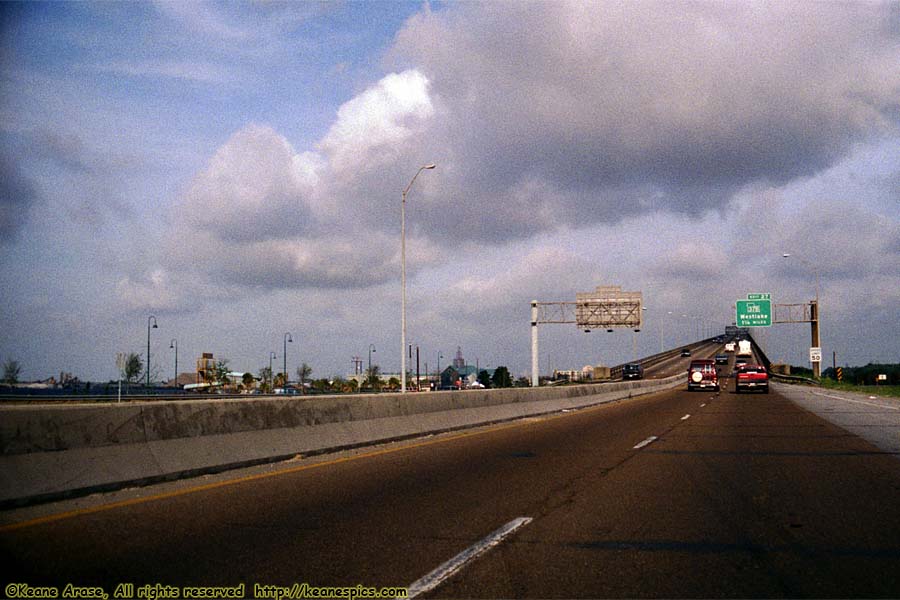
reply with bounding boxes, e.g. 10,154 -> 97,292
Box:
3,382 -> 899,598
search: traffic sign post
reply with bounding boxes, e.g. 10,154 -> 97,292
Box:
736,299 -> 772,327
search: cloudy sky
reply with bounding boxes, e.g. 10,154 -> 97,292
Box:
1,1 -> 898,384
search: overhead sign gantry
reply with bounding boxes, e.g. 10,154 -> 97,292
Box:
531,286 -> 643,387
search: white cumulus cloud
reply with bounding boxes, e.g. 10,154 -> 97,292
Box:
320,69 -> 434,171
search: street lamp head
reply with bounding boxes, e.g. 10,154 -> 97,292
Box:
422,164 -> 436,170
782,253 -> 791,258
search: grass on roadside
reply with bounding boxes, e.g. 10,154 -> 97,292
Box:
817,378 -> 900,398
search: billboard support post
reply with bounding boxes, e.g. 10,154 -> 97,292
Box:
531,286 -> 642,388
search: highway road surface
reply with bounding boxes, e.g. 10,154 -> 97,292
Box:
3,381 -> 900,598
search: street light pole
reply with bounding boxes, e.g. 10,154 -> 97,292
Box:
269,352 -> 276,392
401,164 -> 436,394
783,253 -> 822,378
660,311 -> 673,352
437,352 -> 442,389
368,344 -> 376,389
283,333 -> 293,389
408,343 -> 414,391
169,339 -> 177,388
146,315 -> 157,388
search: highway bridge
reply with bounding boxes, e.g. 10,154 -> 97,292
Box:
2,340 -> 899,598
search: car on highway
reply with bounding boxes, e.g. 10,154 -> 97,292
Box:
735,364 -> 769,393
622,363 -> 644,380
687,359 -> 719,391
734,357 -> 749,369
715,354 -> 729,365
724,342 -> 736,353
681,348 -> 692,357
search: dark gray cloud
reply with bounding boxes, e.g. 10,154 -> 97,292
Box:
163,2 -> 900,296
13,129 -> 138,227
390,1 -> 900,242
0,153 -> 37,242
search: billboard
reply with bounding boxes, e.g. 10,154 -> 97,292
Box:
575,286 -> 643,329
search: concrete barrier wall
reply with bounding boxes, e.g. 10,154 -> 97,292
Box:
1,379 -> 668,455
0,375 -> 684,507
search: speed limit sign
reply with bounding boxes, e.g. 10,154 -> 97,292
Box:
809,347 -> 822,363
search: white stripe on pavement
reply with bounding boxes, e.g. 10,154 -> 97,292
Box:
633,436 -> 658,450
681,414 -> 691,420
406,517 -> 533,598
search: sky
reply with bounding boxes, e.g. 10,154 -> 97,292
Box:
1,1 -> 898,384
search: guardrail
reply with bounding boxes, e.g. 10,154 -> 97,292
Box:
770,373 -> 821,386
2,340 -> 721,403
610,338 -> 718,379
747,334 -> 772,369
0,392 -> 271,404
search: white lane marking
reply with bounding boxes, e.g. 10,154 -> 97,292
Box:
407,517 -> 533,598
700,403 -> 707,408
808,391 -> 899,411
681,414 -> 691,421
633,436 -> 658,450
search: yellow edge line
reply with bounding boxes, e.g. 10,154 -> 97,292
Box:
1,406 -> 601,533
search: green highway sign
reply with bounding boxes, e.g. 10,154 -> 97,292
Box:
736,299 -> 772,327
747,293 -> 770,300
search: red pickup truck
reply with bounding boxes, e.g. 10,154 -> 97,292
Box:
735,364 -> 769,394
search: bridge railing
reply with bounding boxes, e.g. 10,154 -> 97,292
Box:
609,337 -> 718,379
747,334 -> 772,369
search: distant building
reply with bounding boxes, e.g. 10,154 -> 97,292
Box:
196,353 -> 215,383
440,347 -> 497,388
165,372 -> 199,388
452,346 -> 465,369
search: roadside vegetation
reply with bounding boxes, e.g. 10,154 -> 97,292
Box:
784,363 -> 900,398
816,378 -> 900,399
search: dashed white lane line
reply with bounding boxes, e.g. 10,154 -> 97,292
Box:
407,517 -> 533,598
681,414 -> 691,421
700,403 -> 707,407
633,436 -> 659,450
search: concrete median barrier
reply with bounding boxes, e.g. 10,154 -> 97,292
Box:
0,375 -> 684,508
